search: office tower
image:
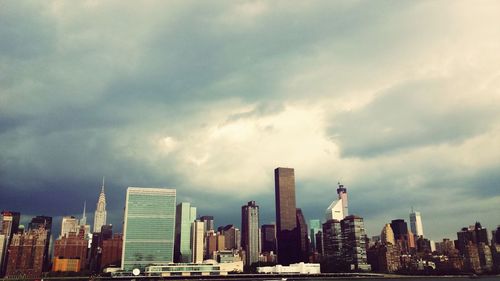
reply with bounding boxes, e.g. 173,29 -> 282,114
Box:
322,219 -> 342,270
174,202 -> 197,263
261,224 -> 276,253
241,201 -> 260,266
274,167 -> 300,265
200,216 -> 214,233
381,224 -> 395,245
390,219 -> 412,253
61,216 -> 79,238
325,183 -> 349,221
191,220 -> 205,263
1,211 -> 21,241
28,216 -> 52,271
341,215 -> 371,271
296,208 -> 309,261
53,231 -> 88,272
5,227 -> 48,278
457,222 -> 490,255
121,187 -> 176,271
221,225 -> 240,250
93,178 -> 107,233
409,209 -> 424,237
309,219 -> 321,253
101,233 -> 123,270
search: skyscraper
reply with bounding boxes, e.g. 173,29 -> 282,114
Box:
380,223 -> 395,245
121,187 -> 176,271
309,219 -> 321,253
341,215 -> 371,271
221,225 -> 240,250
5,227 -> 49,278
261,224 -> 276,253
241,201 -> 260,266
28,216 -> 52,271
174,202 -> 197,263
1,211 -> 20,276
191,220 -> 205,263
325,183 -> 349,221
274,167 -> 300,265
200,216 -> 214,233
296,208 -> 309,261
409,209 -> 424,237
93,178 -> 107,233
322,219 -> 342,270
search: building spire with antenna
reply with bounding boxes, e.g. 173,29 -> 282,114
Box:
80,201 -> 87,225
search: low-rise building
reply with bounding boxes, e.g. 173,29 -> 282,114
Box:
257,262 -> 320,274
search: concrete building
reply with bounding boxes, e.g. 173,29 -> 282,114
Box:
409,209 -> 424,238
93,178 -> 107,233
274,167 -> 300,265
241,201 -> 260,266
174,202 -> 196,263
257,262 -> 321,274
121,187 -> 176,271
191,220 -> 205,263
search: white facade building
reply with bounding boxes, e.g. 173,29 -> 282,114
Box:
410,210 -> 424,237
325,183 -> 349,221
191,220 -> 205,264
60,216 -> 79,238
257,262 -> 321,274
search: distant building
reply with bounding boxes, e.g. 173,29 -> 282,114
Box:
409,209 -> 424,237
322,219 -> 342,270
457,222 -> 490,256
53,231 -> 88,272
220,225 -> 240,250
200,216 -> 214,233
341,215 -> 371,271
261,224 -> 276,253
380,223 -> 395,246
257,262 -> 320,274
241,201 -> 260,266
274,167 -> 300,265
5,228 -> 48,278
325,183 -> 349,221
28,216 -> 52,271
101,233 -> 123,270
206,231 -> 225,259
60,216 -> 79,238
191,220 -> 205,263
1,210 -> 21,275
93,179 -> 107,233
121,187 -> 176,271
367,243 -> 401,273
296,208 -> 309,262
463,242 -> 481,273
416,236 -> 432,254
309,219 -> 321,253
174,202 -> 196,263
144,261 -> 243,277
390,219 -> 412,253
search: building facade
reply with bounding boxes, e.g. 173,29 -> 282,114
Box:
296,208 -> 309,262
274,167 -> 300,265
241,201 -> 260,266
341,215 -> 371,271
121,187 -> 176,271
191,220 -> 205,264
174,202 -> 196,263
5,228 -> 48,278
261,224 -> 276,253
410,210 -> 424,237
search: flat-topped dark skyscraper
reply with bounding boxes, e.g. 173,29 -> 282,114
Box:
274,167 -> 300,265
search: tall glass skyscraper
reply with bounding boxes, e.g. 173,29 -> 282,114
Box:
274,167 -> 300,265
174,202 -> 196,263
409,209 -> 424,237
121,187 -> 176,271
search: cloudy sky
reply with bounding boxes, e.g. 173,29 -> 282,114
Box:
1,1 -> 500,242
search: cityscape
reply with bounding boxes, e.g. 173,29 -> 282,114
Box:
2,1 -> 500,280
0,167 -> 499,279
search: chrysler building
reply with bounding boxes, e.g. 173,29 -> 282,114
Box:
93,178 -> 107,233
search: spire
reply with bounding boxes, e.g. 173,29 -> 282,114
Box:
101,176 -> 105,193
80,201 -> 87,225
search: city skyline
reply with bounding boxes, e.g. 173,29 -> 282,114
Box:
1,1 -> 500,243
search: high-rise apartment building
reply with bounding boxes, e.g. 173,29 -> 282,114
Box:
191,220 -> 205,263
296,208 -> 309,262
261,224 -> 276,253
380,224 -> 395,245
28,216 -> 52,271
241,201 -> 260,266
174,202 -> 196,263
93,179 -> 107,233
409,209 -> 424,237
342,216 -> 370,271
274,167 -> 300,265
121,187 -> 176,271
5,228 -> 48,278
